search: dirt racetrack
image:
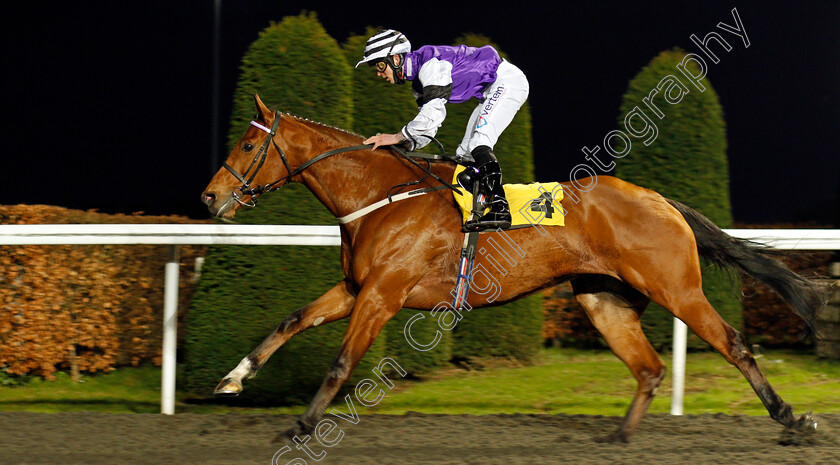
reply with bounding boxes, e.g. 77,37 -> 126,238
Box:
1,412 -> 838,464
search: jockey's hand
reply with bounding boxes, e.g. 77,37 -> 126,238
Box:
364,132 -> 404,151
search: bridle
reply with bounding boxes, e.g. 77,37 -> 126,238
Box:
223,111 -> 371,207
222,112 -> 289,207
222,110 -> 459,208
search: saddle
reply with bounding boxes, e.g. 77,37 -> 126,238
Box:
451,165 -> 565,229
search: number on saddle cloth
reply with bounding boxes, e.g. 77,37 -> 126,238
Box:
530,192 -> 555,219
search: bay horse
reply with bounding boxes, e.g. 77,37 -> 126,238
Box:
201,94 -> 825,443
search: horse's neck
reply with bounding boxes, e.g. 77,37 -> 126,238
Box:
284,118 -> 449,221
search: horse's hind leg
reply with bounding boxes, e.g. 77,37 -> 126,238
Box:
572,277 -> 664,443
664,286 -> 816,430
648,276 -> 816,433
214,279 -> 356,396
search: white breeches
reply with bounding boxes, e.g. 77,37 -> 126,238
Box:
455,60 -> 530,160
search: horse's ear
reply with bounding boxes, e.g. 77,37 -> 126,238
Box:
253,94 -> 273,123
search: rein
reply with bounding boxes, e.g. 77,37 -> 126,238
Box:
224,111 -> 372,207
224,111 -> 461,209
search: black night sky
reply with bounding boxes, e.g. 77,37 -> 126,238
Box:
5,1 -> 839,226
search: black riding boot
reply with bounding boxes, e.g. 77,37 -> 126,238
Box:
463,146 -> 512,231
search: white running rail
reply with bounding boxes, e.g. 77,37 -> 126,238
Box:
0,225 -> 837,415
0,224 -> 339,415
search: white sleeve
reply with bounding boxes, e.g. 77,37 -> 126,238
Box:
401,58 -> 452,150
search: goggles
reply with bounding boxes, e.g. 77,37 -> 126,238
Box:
374,61 -> 388,73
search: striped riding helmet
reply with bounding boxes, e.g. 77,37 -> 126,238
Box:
355,29 -> 411,69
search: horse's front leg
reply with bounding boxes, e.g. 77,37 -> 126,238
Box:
214,280 -> 357,396
278,278 -> 406,442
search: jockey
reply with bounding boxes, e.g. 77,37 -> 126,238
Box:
357,29 -> 530,231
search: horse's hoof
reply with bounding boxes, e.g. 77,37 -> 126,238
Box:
779,413 -> 818,446
793,412 -> 818,432
213,378 -> 243,396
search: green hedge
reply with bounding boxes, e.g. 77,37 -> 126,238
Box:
615,48 -> 741,350
383,309 -> 453,376
433,34 -> 542,363
183,13 -> 385,405
225,11 -> 353,148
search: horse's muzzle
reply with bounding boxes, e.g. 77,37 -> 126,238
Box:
201,191 -> 237,218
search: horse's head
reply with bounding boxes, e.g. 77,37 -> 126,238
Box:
202,94 -> 290,219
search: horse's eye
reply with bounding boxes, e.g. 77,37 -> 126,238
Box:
243,143 -> 254,152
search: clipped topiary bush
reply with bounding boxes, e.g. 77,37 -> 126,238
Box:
615,47 -> 740,350
225,11 -> 353,148
183,13 -> 385,405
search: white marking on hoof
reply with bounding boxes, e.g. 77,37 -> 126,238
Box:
313,317 -> 325,327
225,356 -> 255,383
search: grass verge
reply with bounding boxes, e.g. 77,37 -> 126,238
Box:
0,348 -> 837,415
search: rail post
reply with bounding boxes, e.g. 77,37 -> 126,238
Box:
161,244 -> 181,414
670,318 -> 688,415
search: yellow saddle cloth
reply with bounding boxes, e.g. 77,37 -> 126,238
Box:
452,165 -> 565,228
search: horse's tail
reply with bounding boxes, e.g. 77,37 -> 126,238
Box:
666,198 -> 828,333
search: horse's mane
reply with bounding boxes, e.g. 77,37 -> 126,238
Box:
283,111 -> 455,167
284,113 -> 365,142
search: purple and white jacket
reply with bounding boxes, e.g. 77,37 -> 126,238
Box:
400,45 -> 502,150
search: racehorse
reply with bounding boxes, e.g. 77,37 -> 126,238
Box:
201,94 -> 825,443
